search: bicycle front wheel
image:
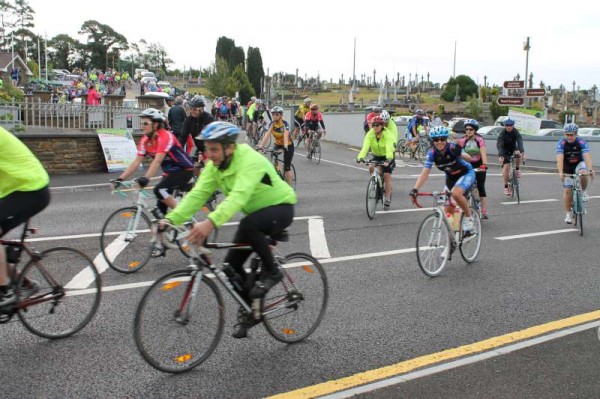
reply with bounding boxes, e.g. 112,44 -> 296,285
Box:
416,213 -> 451,277
314,141 -> 322,164
100,206 -> 153,273
289,163 -> 297,190
366,177 -> 378,219
460,210 -> 482,263
262,253 -> 328,343
134,269 -> 224,373
513,171 -> 520,204
17,247 -> 101,339
574,192 -> 584,236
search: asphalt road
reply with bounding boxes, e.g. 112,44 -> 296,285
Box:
2,138 -> 600,399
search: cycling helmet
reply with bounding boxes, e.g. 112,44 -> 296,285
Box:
189,98 -> 206,108
199,121 -> 240,143
380,110 -> 391,123
310,104 -> 319,111
255,99 -> 262,104
429,125 -> 449,139
165,96 -> 175,102
464,119 -> 480,131
415,108 -> 424,116
251,96 -> 256,101
271,106 -> 284,114
303,97 -> 311,104
139,108 -> 165,122
504,117 -> 515,126
564,122 -> 579,133
371,116 -> 385,126
372,105 -> 383,113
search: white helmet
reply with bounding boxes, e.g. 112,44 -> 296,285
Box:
303,97 -> 312,104
380,110 -> 391,123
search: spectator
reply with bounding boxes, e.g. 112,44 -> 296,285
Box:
10,67 -> 19,86
168,96 -> 187,140
86,84 -> 101,106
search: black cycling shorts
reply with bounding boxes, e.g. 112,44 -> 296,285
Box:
0,186 -> 51,237
370,156 -> 395,174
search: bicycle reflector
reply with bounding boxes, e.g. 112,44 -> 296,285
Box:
160,281 -> 182,292
302,265 -> 314,273
175,354 -> 192,363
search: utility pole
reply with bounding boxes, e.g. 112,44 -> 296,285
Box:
453,41 -> 457,78
523,37 -> 531,107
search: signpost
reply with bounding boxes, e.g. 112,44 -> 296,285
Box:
497,97 -> 525,106
526,89 -> 546,97
503,80 -> 525,89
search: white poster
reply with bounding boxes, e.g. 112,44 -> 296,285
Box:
507,110 -> 541,136
97,129 -> 139,172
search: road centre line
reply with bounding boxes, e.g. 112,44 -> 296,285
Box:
277,315 -> 600,399
495,228 -> 577,240
501,199 -> 559,205
308,218 -> 331,259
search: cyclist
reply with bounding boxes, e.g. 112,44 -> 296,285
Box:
164,122 -> 297,338
0,126 -> 51,306
381,110 -> 398,146
364,105 -> 382,133
556,123 -> 595,224
496,117 -> 525,196
246,99 -> 260,142
409,126 -> 476,233
304,104 -> 326,151
113,108 -> 194,224
230,97 -> 241,126
217,96 -> 232,121
258,106 -> 295,186
456,119 -> 490,219
293,97 -> 311,144
356,115 -> 395,210
181,97 -> 214,168
406,109 -> 429,157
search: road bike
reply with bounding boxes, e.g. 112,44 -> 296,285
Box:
396,136 -> 429,162
133,224 -> 329,373
411,190 -> 482,277
265,148 -> 297,190
0,220 -> 101,338
306,129 -> 322,164
565,171 -> 592,236
100,180 -> 216,274
360,159 -> 387,219
506,154 -> 522,204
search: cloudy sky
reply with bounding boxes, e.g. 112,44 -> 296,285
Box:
24,0 -> 600,90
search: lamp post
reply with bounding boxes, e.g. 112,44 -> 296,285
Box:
523,37 -> 531,107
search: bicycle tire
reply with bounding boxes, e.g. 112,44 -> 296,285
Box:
513,169 -> 520,204
100,206 -> 153,273
575,191 -> 584,236
395,139 -> 405,160
417,141 -> 429,161
314,141 -> 322,164
17,247 -> 101,339
468,188 -> 482,218
366,177 -> 378,219
262,252 -> 328,343
289,163 -> 297,190
459,210 -> 482,263
134,269 -> 224,373
416,213 -> 451,277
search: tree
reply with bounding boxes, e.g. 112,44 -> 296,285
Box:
228,64 -> 255,104
146,42 -> 173,74
228,46 -> 244,72
206,57 -> 231,97
78,20 -> 128,70
465,96 -> 482,119
215,37 -> 235,63
246,46 -> 264,97
489,99 -> 508,121
48,34 -> 82,70
13,0 -> 34,31
441,75 -> 478,102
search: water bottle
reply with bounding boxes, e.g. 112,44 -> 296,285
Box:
222,263 -> 244,293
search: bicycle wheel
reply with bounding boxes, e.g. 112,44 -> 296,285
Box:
314,141 -> 322,164
16,247 -> 101,339
468,188 -> 481,218
289,163 -> 297,190
512,169 -> 520,204
100,207 -> 153,273
134,269 -> 224,373
459,210 -> 482,263
416,213 -> 451,277
416,141 -> 429,161
262,253 -> 328,343
366,177 -> 378,219
398,139 -> 411,162
574,192 -> 584,236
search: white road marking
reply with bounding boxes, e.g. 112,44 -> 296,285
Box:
308,218 -> 331,259
376,208 -> 431,214
495,228 -> 577,240
501,199 -> 559,205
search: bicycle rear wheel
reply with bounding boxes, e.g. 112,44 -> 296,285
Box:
17,247 -> 101,339
262,253 -> 328,343
459,210 -> 482,263
416,141 -> 429,162
416,213 -> 451,277
100,206 -> 153,273
366,177 -> 378,219
134,269 -> 224,373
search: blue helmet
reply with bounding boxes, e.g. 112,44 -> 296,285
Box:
429,126 -> 449,139
464,119 -> 479,131
504,117 -> 515,126
199,121 -> 240,143
564,123 -> 579,133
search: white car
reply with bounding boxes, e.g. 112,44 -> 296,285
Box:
577,128 -> 600,137
477,126 -> 504,136
140,76 -> 158,85
535,128 -> 565,137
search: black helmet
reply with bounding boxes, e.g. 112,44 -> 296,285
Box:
190,98 -> 206,108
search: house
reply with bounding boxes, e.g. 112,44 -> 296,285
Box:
0,52 -> 33,85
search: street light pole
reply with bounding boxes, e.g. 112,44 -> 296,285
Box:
523,37 -> 531,107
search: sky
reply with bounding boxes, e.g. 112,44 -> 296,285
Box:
20,0 -> 600,90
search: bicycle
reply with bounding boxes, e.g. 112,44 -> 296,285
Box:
133,224 -> 329,373
0,220 -> 101,338
360,159 -> 386,219
306,129 -> 322,164
565,171 -> 592,236
265,148 -> 297,190
100,180 -> 216,274
411,190 -> 482,277
467,169 -> 484,219
396,136 -> 429,162
506,154 -> 522,204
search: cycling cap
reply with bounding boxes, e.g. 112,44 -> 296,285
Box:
189,98 -> 205,108
139,108 -> 165,122
429,125 -> 449,138
271,106 -> 284,114
564,123 -> 578,132
199,121 -> 240,143
464,119 -> 480,131
504,117 -> 515,126
380,110 -> 391,123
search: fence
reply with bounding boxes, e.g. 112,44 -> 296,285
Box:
0,99 -> 144,131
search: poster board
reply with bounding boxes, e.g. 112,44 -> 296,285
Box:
97,128 -> 140,172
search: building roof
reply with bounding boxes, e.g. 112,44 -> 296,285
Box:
0,52 -> 33,76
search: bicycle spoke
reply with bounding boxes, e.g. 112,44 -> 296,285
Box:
416,214 -> 450,277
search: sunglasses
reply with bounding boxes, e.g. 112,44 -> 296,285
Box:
141,121 -> 152,126
372,123 -> 382,127
505,124 -> 514,127
565,133 -> 576,136
432,138 -> 447,142
465,127 -> 475,131
273,112 -> 282,115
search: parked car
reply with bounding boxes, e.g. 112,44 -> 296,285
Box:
477,126 -> 504,137
576,128 -> 600,137
535,128 -> 565,137
140,76 -> 158,85
394,115 -> 430,127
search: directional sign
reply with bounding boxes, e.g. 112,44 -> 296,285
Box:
526,89 -> 547,97
503,80 -> 525,89
497,97 -> 525,106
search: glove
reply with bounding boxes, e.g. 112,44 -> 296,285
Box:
479,164 -> 487,171
111,178 -> 123,188
135,176 -> 149,188
409,188 -> 418,198
356,158 -> 364,164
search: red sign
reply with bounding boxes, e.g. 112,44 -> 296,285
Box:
497,97 -> 525,106
526,89 -> 546,97
503,80 -> 525,89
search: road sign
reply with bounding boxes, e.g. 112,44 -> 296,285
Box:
503,80 -> 525,89
497,97 -> 525,106
526,89 -> 546,97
